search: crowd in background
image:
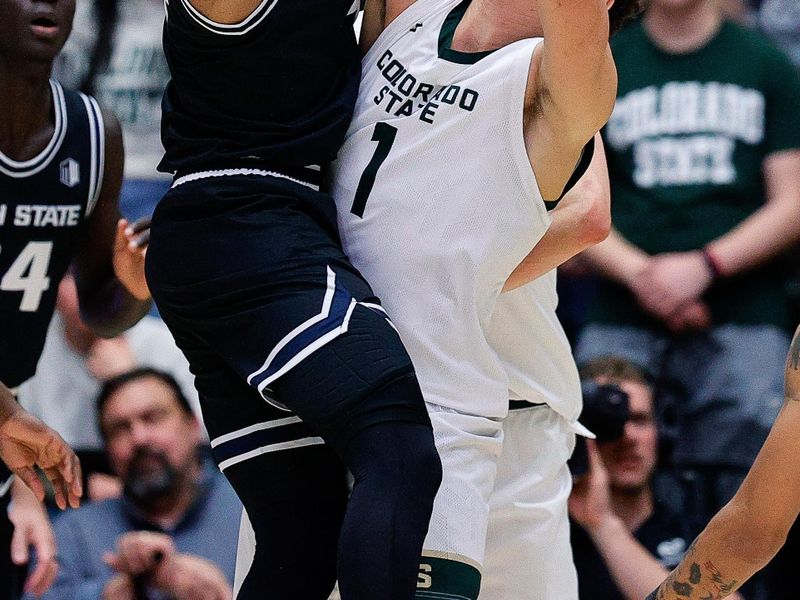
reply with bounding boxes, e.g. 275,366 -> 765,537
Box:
5,0 -> 800,598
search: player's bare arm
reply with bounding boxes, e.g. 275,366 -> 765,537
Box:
526,0 -> 617,200
504,133 -> 610,291
188,0 -> 265,22
360,0 -> 417,54
0,381 -> 82,510
71,110 -> 151,338
646,326 -> 800,600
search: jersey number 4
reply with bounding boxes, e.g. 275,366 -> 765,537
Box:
0,242 -> 53,312
351,122 -> 398,218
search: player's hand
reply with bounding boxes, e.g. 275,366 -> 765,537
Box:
113,218 -> 151,301
569,440 -> 615,532
104,531 -> 176,576
634,251 -> 713,318
102,573 -> 136,600
8,478 -> 58,597
151,553 -> 233,600
0,408 -> 82,510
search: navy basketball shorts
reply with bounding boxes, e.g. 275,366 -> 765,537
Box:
145,170 -> 431,464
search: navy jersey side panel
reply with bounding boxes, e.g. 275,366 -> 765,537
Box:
0,82 -> 101,389
160,0 -> 361,173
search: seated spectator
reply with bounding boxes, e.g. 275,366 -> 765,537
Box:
578,0 -> 800,530
29,368 -> 241,600
19,275 -> 202,500
571,357 -> 701,600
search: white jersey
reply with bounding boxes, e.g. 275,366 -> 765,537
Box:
332,0 -> 581,420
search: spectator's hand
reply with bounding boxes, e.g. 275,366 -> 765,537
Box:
87,473 -> 123,501
664,300 -> 712,334
635,252 -> 713,318
0,408 -> 82,509
113,217 -> 151,301
151,553 -> 233,600
104,531 -> 176,577
569,440 -> 615,532
86,337 -> 136,381
102,573 -> 135,600
8,479 -> 58,597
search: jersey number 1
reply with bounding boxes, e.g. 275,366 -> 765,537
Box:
0,242 -> 53,312
351,122 -> 398,218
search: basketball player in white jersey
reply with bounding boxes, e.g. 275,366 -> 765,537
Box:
331,0 -> 641,598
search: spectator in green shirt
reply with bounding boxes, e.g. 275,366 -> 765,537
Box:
577,0 -> 800,536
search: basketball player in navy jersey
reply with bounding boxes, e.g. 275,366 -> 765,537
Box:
145,1 -> 442,599
0,0 -> 152,596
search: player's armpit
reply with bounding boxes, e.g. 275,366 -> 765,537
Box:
503,133 -> 609,291
527,0 -> 617,140
524,0 -> 617,199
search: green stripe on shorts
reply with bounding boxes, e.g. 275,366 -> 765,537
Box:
416,556 -> 482,600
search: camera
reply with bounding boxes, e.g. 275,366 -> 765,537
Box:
568,380 -> 630,476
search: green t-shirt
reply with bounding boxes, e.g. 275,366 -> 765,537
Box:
592,20 -> 800,330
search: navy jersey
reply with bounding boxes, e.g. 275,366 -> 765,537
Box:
0,81 -> 105,389
159,0 -> 361,173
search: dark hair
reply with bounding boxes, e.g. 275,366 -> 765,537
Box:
609,0 -> 644,35
80,0 -> 120,96
97,367 -> 194,429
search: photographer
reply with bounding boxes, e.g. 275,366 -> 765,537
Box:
568,357 -> 745,600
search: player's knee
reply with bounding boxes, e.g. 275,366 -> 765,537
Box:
346,419 -> 441,504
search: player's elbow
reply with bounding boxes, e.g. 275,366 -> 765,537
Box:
734,523 -> 787,568
715,500 -> 789,568
576,184 -> 611,246
581,206 -> 611,246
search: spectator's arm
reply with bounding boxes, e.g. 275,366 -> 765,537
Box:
570,441 -> 673,600
646,327 -> 800,600
9,478 -> 58,597
71,109 -> 151,339
504,134 -> 610,291
705,150 -> 800,277
579,227 -> 650,289
31,514 -> 112,600
581,152 -> 800,324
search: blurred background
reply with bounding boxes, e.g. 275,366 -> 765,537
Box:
9,0 -> 800,598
